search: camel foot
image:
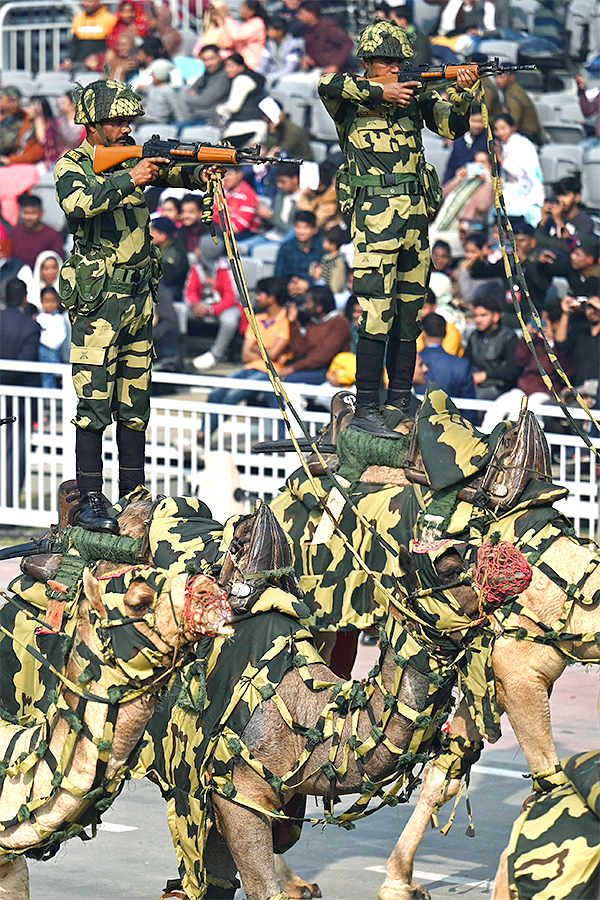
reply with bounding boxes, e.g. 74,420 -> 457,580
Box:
285,883 -> 321,899
377,877 -> 431,900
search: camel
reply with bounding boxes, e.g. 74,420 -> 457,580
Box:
377,537 -> 600,900
266,458 -> 600,900
0,562 -> 234,900
106,496 -> 495,900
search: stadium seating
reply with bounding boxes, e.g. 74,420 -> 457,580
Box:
178,125 -> 221,143
250,242 -> 279,267
538,143 -> 583,183
0,70 -> 37,96
543,122 -> 586,143
134,124 -> 179,142
478,40 -> 521,64
31,71 -> 72,97
581,146 -> 600,209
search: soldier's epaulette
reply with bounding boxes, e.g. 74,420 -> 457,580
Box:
63,148 -> 89,165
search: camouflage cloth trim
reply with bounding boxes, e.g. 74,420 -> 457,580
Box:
506,751 -> 600,899
73,78 -> 145,125
355,17 -> 415,60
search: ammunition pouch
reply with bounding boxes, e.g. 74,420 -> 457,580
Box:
404,408 -> 553,511
59,246 -> 116,317
335,163 -> 355,215
418,161 -> 442,218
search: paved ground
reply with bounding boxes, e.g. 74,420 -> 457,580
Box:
0,558 -> 598,900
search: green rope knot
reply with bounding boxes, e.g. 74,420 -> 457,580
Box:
361,778 -> 379,795
61,636 -> 73,655
515,627 -> 528,641
370,725 -> 384,744
321,762 -> 338,782
0,709 -> 19,725
66,714 -> 83,734
347,735 -> 359,750
107,685 -> 126,705
594,632 -> 600,645
384,692 -> 396,709
17,804 -> 31,822
78,668 -> 94,687
270,774 -> 284,793
488,531 -> 501,545
367,663 -> 381,678
527,550 -> 542,566
221,781 -> 236,798
385,795 -> 400,807
394,654 -> 408,668
541,630 -> 559,644
227,737 -> 243,757
350,684 -> 368,708
97,739 -> 112,752
51,771 -> 63,788
259,684 -> 276,701
0,761 -> 7,779
428,672 -> 444,686
331,682 -> 344,695
473,490 -> 491,509
47,689 -> 59,707
414,713 -> 432,729
35,740 -> 48,759
293,653 -> 308,669
95,795 -> 114,813
305,727 -> 325,748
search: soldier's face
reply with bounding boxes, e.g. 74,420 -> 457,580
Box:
97,116 -> 135,145
365,59 -> 401,77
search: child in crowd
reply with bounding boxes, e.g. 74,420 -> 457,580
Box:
316,225 -> 349,295
37,287 -> 67,389
142,60 -> 180,123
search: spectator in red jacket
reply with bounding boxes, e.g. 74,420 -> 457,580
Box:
11,195 -> 64,270
187,254 -> 246,370
296,0 -> 354,74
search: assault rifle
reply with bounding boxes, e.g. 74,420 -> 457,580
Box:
370,57 -> 537,87
93,137 -> 304,174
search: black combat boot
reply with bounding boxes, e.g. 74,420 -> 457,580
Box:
75,491 -> 119,534
74,426 -> 119,534
349,337 -> 405,439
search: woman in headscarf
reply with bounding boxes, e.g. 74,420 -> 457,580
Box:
212,0 -> 267,70
31,250 -> 62,309
107,0 -> 150,49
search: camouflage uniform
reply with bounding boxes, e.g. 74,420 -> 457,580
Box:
54,80 -> 209,435
318,23 -> 474,343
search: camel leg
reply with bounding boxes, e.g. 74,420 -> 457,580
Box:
492,640 -> 565,776
378,698 -> 483,900
0,857 -> 29,899
377,762 -> 459,900
212,796 -> 282,900
491,849 -> 511,900
274,855 -> 322,899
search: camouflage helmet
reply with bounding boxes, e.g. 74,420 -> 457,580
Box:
356,17 -> 415,60
73,78 -> 145,125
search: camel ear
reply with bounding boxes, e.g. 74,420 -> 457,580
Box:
83,569 -> 108,617
399,545 -> 419,594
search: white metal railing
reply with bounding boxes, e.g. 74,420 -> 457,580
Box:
1,360 -> 600,536
0,1 -> 79,73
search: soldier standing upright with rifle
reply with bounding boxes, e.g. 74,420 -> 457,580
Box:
54,79 -> 221,533
319,19 -> 478,437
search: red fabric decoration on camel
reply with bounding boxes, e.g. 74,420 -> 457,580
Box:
475,540 -> 533,606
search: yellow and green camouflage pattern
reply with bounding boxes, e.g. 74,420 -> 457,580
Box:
506,750 -> 600,899
356,17 -> 415,60
317,73 -> 474,340
54,138 -> 207,433
73,78 -> 145,125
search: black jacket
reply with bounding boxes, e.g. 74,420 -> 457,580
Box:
465,325 -> 519,393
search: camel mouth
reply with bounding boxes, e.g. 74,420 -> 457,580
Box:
180,573 -> 235,639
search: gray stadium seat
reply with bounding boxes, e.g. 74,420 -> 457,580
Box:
581,147 -> 600,210
134,124 -> 179,143
425,146 -> 451,177
251,242 -> 280,264
309,99 -> 340,145
309,141 -> 328,162
539,143 -> 583,184
31,72 -> 72,97
178,125 -> 222,143
239,256 -> 264,291
536,102 -> 555,125
478,40 -> 520,64
0,70 -> 37,97
543,122 -> 586,143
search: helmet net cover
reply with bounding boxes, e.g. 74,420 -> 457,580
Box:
356,17 -> 415,61
73,79 -> 146,125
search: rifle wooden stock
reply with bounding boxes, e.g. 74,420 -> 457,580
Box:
93,143 -> 242,174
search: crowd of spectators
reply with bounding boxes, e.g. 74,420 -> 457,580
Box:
1,0 -> 600,450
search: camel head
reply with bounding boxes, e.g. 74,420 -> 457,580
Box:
220,500 -> 302,612
82,566 -> 234,680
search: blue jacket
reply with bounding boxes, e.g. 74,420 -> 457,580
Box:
442,131 -> 489,184
418,345 -> 477,422
274,235 -> 323,285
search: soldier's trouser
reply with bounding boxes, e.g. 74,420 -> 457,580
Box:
352,192 -> 430,343
70,287 -> 154,433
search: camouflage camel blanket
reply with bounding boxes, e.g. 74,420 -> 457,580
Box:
506,750 -> 600,899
